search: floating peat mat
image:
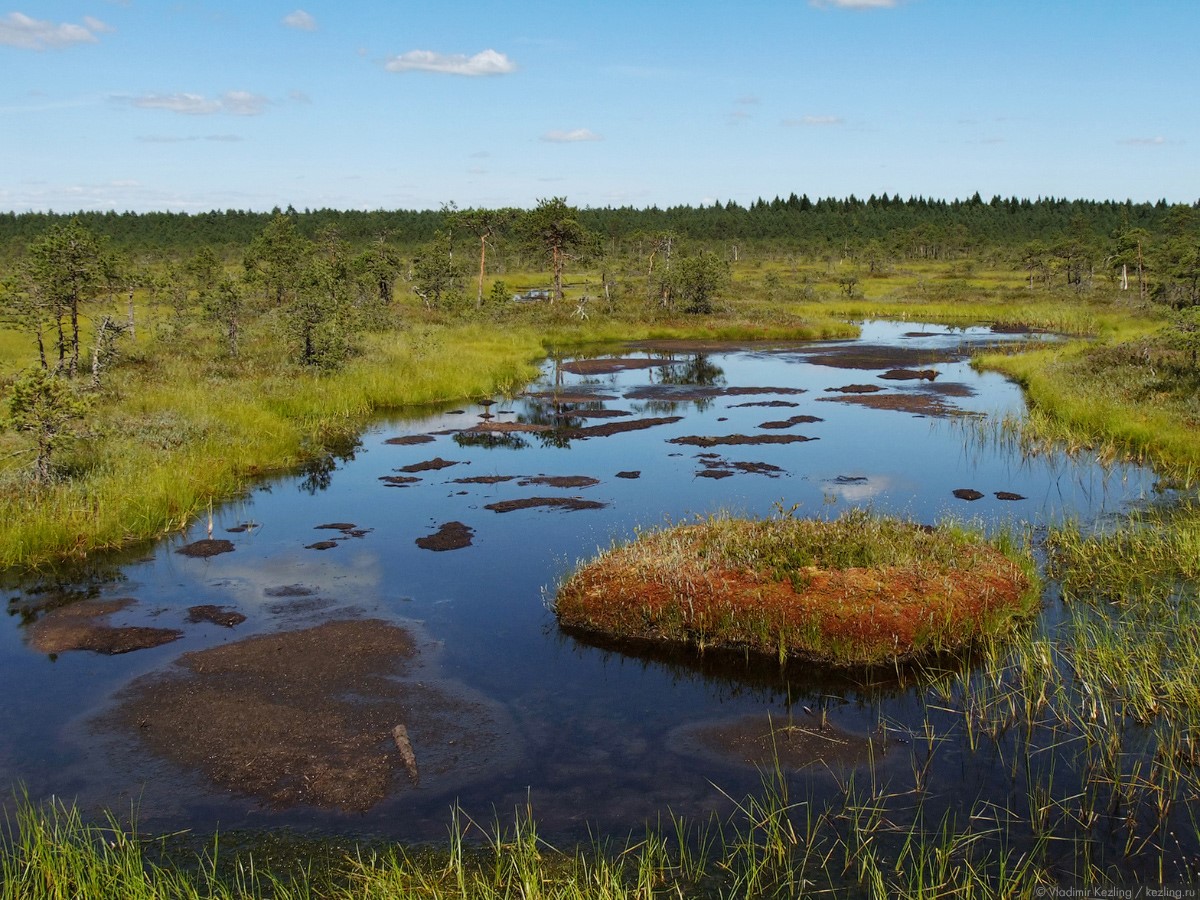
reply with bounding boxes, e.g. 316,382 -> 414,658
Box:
105,619 -> 514,811
518,475 -> 600,489
176,539 -> 235,559
462,421 -> 554,434
559,357 -> 677,375
186,605 -> 246,628
816,391 -> 958,418
383,434 -> 436,446
953,488 -> 985,501
560,416 -> 682,439
729,399 -> 800,409
624,385 -> 806,402
26,599 -> 182,655
555,510 -> 1038,668
397,457 -> 463,473
800,344 -> 959,371
669,433 -> 817,448
485,496 -> 607,513
825,384 -> 883,395
879,368 -> 939,381
415,521 -> 475,552
616,470 -> 641,479
758,415 -> 823,429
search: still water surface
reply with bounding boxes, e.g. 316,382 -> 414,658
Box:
0,321 -> 1160,840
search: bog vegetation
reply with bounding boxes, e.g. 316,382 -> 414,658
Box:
1,193 -> 1199,896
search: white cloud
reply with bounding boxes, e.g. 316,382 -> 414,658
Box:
130,91 -> 270,116
811,0 -> 899,7
0,12 -> 112,50
783,115 -> 845,126
384,49 -> 516,76
541,128 -> 602,143
282,10 -> 316,31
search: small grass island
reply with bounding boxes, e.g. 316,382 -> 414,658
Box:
555,509 -> 1039,668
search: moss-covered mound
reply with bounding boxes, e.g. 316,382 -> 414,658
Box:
555,509 -> 1039,667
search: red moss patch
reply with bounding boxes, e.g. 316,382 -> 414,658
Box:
555,519 -> 1035,668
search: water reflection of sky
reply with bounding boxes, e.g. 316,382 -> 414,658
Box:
0,320 -> 1164,840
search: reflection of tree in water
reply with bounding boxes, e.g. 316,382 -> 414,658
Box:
297,435 -> 360,494
659,353 -> 725,388
297,454 -> 337,494
452,431 -> 531,451
7,562 -> 127,626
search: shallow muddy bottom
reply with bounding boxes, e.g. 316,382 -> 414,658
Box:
0,322 -> 1172,866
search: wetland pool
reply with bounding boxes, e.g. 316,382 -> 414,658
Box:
0,321 -> 1170,853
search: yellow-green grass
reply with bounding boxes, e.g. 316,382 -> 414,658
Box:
556,509 -> 1039,668
0,323 -> 545,569
975,339 -> 1200,476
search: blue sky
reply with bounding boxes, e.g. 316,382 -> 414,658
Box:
2,1 -> 1196,213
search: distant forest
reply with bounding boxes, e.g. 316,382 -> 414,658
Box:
2,194 -> 1197,307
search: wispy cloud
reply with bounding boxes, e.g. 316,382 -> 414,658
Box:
541,128 -> 602,143
129,91 -> 270,116
384,49 -> 516,76
811,0 -> 899,8
282,10 -> 316,32
0,12 -> 112,50
783,115 -> 845,126
1119,136 -> 1169,146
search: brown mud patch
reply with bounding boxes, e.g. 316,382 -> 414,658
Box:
879,368 -> 939,381
825,384 -> 883,394
800,344 -> 959,371
953,488 -> 985,501
560,357 -> 677,375
697,469 -> 733,480
415,521 -> 474,551
384,435 -> 435,446
995,491 -> 1026,501
315,522 -> 357,531
176,539 -> 235,559
397,457 -> 464,473
27,599 -> 183,656
616,471 -> 641,479
452,475 -> 516,485
758,415 -> 823,429
816,392 -> 957,418
560,416 -> 683,439
675,714 -> 875,772
107,620 -> 513,811
264,584 -> 316,598
518,475 -> 600,489
669,433 -> 817,448
623,385 -> 806,402
186,605 -> 246,628
485,497 -> 608,513
306,541 -> 339,551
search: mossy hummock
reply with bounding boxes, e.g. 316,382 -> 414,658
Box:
555,511 -> 1038,667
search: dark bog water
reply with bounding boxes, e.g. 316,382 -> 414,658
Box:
0,322 -> 1167,848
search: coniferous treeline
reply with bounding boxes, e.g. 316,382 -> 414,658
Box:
0,195 -> 1193,260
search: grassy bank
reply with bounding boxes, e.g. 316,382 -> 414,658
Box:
556,509 -> 1039,667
